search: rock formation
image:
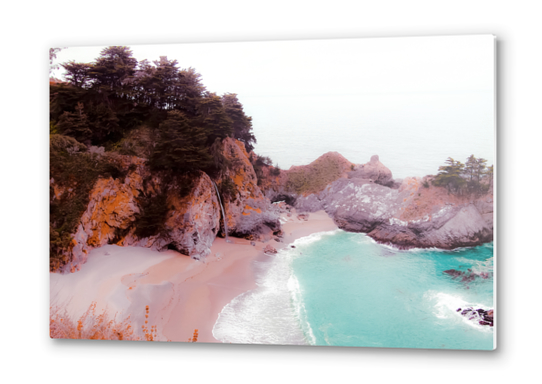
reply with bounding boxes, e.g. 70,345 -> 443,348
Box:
57,138 -> 281,273
260,154 -> 494,250
54,147 -> 493,273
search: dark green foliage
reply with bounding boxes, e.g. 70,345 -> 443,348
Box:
207,138 -> 231,178
433,156 -> 492,195
286,156 -> 343,195
50,47 -> 260,268
198,92 -> 233,146
222,93 -> 256,151
133,192 -> 169,239
89,46 -> 138,92
50,134 -> 128,270
218,177 -> 237,200
250,154 -> 273,185
62,61 -> 92,88
57,102 -> 92,143
114,126 -> 156,158
433,157 -> 466,193
271,163 -> 281,176
150,110 -> 213,174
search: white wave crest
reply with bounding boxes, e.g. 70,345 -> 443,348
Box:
212,248 -> 315,345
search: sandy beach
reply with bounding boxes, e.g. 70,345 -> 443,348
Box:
50,210 -> 338,343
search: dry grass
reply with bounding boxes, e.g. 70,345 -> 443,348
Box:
286,152 -> 351,195
50,302 -> 157,341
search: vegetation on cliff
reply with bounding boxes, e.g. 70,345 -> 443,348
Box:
50,46 -> 263,270
285,152 -> 353,195
432,155 -> 493,195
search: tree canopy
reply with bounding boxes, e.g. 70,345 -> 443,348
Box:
50,46 -> 257,174
433,155 -> 493,194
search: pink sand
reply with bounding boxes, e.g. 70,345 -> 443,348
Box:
50,210 -> 337,343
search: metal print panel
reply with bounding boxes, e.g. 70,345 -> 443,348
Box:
49,35 -> 496,349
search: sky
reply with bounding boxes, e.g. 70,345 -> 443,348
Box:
51,35 -> 494,96
50,35 -> 495,177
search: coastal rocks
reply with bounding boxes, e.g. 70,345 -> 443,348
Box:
64,160 -> 222,272
457,307 -> 494,327
262,151 -> 354,210
264,244 -> 278,254
65,157 -> 148,272
218,138 -> 281,239
444,268 -> 492,283
368,203 -> 493,249
123,173 -> 221,260
348,154 -> 394,186
297,213 -> 310,221
278,157 -> 494,249
320,178 -> 406,232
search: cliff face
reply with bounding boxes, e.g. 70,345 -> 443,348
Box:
59,138 -> 279,273
218,138 -> 281,239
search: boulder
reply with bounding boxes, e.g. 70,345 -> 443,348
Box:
264,244 -> 278,254
348,155 -> 394,186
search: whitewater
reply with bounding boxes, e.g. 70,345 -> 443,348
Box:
213,230 -> 494,350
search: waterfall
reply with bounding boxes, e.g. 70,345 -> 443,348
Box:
212,181 -> 230,243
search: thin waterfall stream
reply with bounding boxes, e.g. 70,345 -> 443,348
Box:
212,181 -> 230,243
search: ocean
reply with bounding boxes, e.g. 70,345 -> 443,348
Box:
213,89 -> 495,349
213,230 -> 495,350
247,91 -> 494,179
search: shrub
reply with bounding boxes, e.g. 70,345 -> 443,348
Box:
286,156 -> 342,195
50,302 -> 140,340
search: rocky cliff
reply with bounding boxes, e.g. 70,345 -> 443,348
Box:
52,145 -> 493,273
260,154 -> 494,250
53,138 -> 280,273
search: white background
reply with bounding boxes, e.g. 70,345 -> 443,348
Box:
1,0 -> 540,382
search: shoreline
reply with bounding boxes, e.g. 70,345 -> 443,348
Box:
50,210 -> 338,343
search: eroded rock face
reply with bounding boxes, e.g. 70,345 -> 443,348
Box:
348,155 -> 394,186
219,138 -> 280,239
64,159 -> 221,272
62,137 -> 282,272
121,173 -> 220,260
66,157 -> 148,272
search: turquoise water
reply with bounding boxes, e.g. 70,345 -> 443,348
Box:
292,231 -> 494,350
213,230 -> 494,350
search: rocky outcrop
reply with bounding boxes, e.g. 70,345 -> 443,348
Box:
262,151 -> 354,209
66,157 -> 148,272
218,138 -> 281,240
348,155 -> 394,187
64,159 -> 222,272
261,154 -> 493,250
61,138 -> 281,273
457,307 -> 494,327
120,173 -> 221,260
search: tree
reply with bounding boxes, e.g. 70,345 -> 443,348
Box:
57,102 -> 92,143
49,48 -> 64,74
464,154 -> 477,182
150,110 -> 212,174
433,157 -> 466,193
62,61 -> 92,88
198,92 -> 233,146
222,93 -> 256,151
475,157 -> 488,182
89,46 -> 138,93
484,164 -> 494,191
